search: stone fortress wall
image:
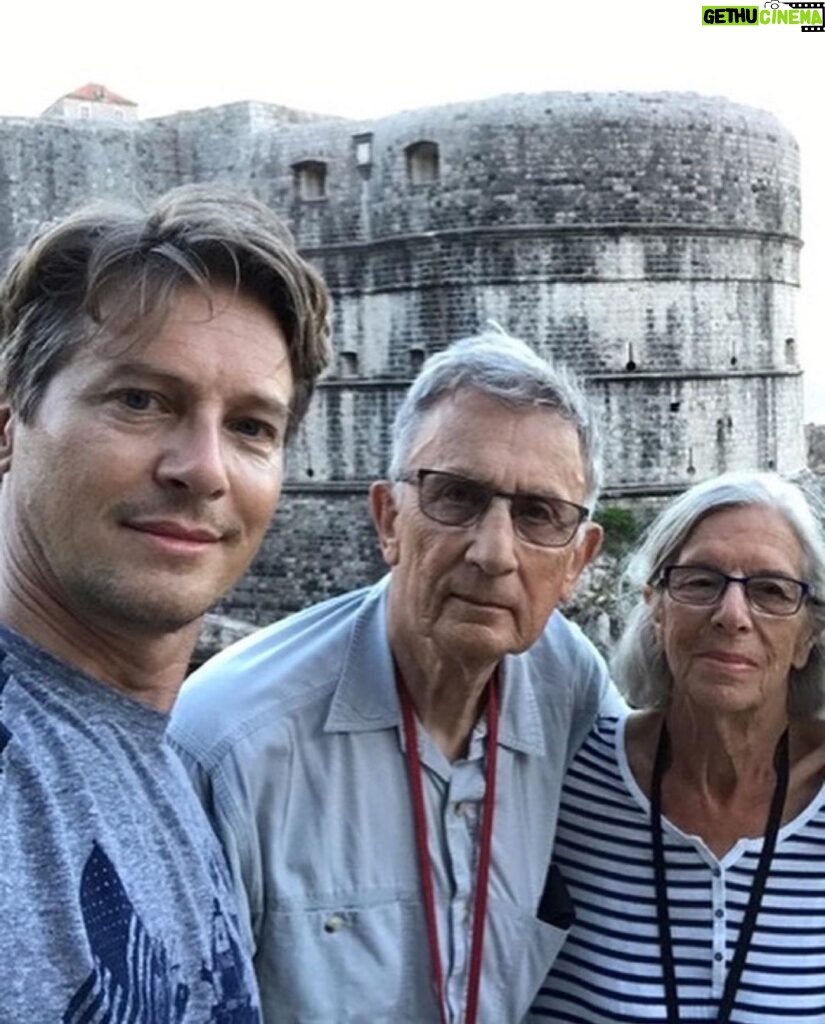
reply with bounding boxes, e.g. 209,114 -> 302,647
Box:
0,91 -> 805,629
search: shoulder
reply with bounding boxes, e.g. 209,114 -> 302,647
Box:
519,610 -> 616,704
0,633 -> 93,744
0,628 -> 63,704
170,582 -> 382,762
511,612 -> 626,762
561,715 -> 631,807
566,712 -> 623,760
540,611 -> 606,670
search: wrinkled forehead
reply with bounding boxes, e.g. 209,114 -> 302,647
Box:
417,388 -> 582,445
675,502 -> 807,573
408,390 -> 587,492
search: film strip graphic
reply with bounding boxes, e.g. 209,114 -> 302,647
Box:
784,2 -> 825,30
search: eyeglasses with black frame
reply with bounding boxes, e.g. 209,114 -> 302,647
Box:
397,468 -> 590,548
659,565 -> 812,617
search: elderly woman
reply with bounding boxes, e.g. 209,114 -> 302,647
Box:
530,471 -> 825,1024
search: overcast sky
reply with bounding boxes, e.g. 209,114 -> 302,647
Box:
2,0 -> 823,417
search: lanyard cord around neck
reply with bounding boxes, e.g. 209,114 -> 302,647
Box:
397,673 -> 500,1024
650,721 -> 789,1024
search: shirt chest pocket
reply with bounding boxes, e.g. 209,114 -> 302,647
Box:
259,896 -> 431,1023
484,898 -> 573,1023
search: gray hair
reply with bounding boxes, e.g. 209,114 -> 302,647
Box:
0,184 -> 331,436
388,331 -> 602,508
612,470 -> 825,715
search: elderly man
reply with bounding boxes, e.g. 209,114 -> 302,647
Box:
0,185 -> 329,1019
171,334 -> 622,1023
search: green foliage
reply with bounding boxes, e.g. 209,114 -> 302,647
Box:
593,505 -> 643,557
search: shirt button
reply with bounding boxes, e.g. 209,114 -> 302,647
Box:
714,952 -> 723,962
712,867 -> 721,878
715,909 -> 724,919
324,915 -> 346,934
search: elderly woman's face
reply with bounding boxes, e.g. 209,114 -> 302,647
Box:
651,504 -> 816,716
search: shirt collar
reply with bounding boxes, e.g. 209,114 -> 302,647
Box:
325,576 -> 546,757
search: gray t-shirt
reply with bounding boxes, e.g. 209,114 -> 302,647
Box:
0,624 -> 261,1023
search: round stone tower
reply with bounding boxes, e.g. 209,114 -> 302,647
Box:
278,92 -> 802,489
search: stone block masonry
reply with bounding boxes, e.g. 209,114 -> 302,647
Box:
0,91 -> 805,630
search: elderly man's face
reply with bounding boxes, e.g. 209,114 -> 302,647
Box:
371,389 -> 602,668
0,285 -> 293,635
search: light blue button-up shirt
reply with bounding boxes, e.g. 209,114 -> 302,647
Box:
170,578 -> 624,1024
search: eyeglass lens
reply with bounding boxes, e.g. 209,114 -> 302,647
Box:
666,566 -> 805,615
417,472 -> 582,546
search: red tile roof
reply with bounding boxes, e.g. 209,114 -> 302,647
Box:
62,83 -> 137,107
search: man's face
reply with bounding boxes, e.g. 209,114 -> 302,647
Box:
0,285 -> 293,635
371,390 -> 602,669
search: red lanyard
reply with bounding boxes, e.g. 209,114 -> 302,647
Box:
397,673 -> 500,1024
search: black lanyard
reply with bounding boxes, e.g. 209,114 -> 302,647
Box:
650,722 -> 789,1024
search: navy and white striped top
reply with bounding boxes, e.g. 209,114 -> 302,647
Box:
529,716 -> 825,1023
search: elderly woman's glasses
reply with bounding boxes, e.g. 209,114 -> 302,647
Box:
398,468 -> 589,548
661,565 -> 811,617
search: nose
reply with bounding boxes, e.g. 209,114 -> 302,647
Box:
155,418 -> 229,499
710,579 -> 753,632
465,497 -> 519,575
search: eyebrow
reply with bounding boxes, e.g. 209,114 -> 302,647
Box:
677,561 -> 803,580
95,361 -> 291,422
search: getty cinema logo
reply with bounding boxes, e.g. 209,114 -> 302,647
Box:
702,3 -> 824,30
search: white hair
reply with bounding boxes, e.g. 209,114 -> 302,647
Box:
612,471 -> 825,714
388,331 -> 602,508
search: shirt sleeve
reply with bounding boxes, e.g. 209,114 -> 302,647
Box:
168,736 -> 262,956
597,672 -> 628,718
564,623 -> 627,766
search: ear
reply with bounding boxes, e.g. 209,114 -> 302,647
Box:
792,616 -> 819,671
369,480 -> 402,567
0,400 -> 14,478
644,583 -> 664,639
559,521 -> 602,602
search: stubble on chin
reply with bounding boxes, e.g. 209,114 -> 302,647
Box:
64,563 -> 216,636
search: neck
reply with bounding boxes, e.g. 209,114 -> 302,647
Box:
664,697 -> 788,800
0,579 -> 198,713
628,702 -> 825,858
389,625 -> 496,762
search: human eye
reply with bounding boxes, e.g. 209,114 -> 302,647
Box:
230,417 -> 280,447
669,568 -> 721,599
104,387 -> 168,419
114,388 -> 157,412
435,476 -> 483,506
517,498 -> 557,526
748,576 -> 800,611
421,475 -> 487,526
443,480 -> 476,503
750,576 -> 792,597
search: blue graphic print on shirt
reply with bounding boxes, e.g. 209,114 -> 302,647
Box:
63,842 -> 260,1023
0,657 -> 10,758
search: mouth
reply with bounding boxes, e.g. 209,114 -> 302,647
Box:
124,519 -> 223,553
451,593 -> 511,611
699,651 -> 758,670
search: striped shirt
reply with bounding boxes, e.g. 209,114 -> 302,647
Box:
529,716 -> 825,1023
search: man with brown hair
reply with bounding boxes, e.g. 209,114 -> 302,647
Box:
0,185 -> 329,1020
